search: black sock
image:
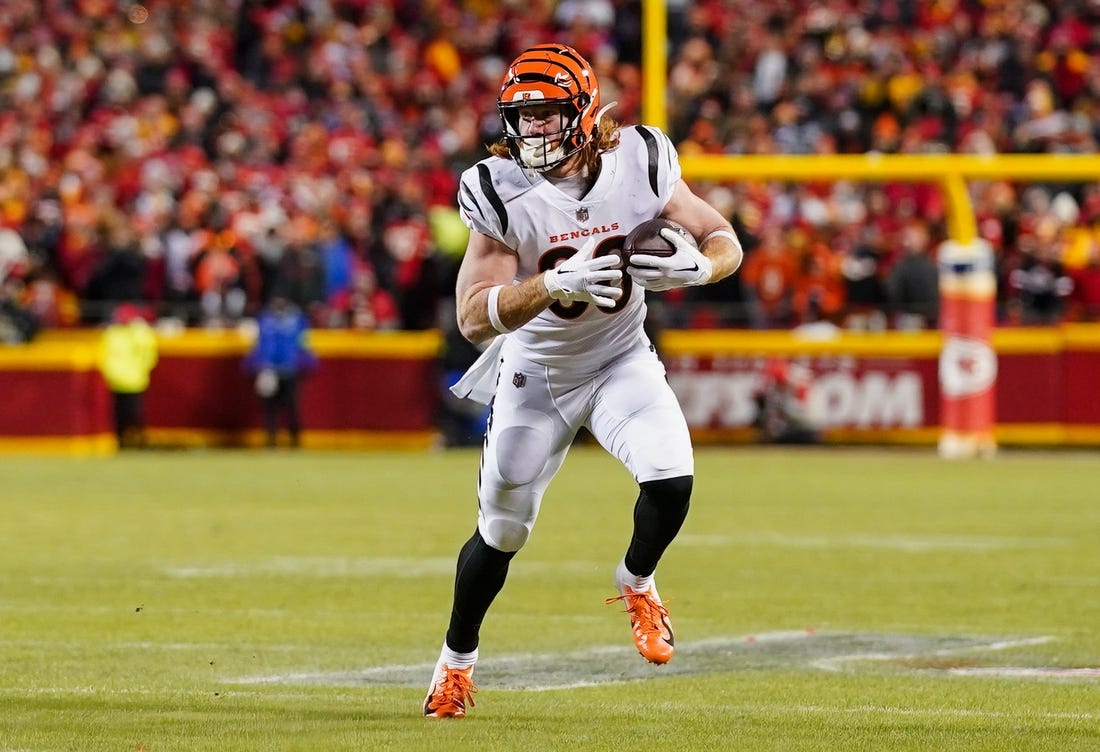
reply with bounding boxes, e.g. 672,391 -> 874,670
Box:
623,475 -> 693,577
445,529 -> 516,653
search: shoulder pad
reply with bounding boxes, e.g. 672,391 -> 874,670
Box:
457,157 -> 534,242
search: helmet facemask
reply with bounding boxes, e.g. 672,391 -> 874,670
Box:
499,97 -> 591,172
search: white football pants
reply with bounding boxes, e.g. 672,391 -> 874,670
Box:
476,337 -> 694,552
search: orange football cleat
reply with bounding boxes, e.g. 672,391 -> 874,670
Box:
423,662 -> 477,718
605,586 -> 674,664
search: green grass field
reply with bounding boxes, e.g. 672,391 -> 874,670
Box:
1,446 -> 1098,751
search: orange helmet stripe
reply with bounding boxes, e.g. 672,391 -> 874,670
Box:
500,45 -> 597,104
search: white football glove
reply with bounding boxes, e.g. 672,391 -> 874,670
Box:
543,245 -> 623,307
628,227 -> 713,292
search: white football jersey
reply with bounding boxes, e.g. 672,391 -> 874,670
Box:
457,125 -> 681,371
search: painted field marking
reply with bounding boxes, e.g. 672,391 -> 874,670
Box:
678,532 -> 1067,552
743,704 -> 1100,722
0,686 -> 357,703
945,667 -> 1100,679
233,631 -> 1096,691
0,639 -> 314,652
159,556 -> 600,579
162,556 -> 457,578
810,635 -> 1054,672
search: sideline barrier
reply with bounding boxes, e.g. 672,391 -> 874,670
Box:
0,329 -> 442,453
1,326 -> 1098,452
0,340 -> 113,455
660,325 -> 1100,447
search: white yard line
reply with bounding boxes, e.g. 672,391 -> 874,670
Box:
751,704 -> 1100,722
0,639 -> 313,651
810,635 -> 1055,672
158,556 -> 600,579
678,532 -> 1067,552
946,667 -> 1100,679
161,556 -> 457,578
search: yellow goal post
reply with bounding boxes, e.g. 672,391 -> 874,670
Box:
640,0 -> 1100,246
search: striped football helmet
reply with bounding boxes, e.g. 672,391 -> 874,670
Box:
498,44 -> 601,171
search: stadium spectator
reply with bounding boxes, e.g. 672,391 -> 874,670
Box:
377,211 -> 446,330
84,216 -> 149,323
739,223 -> 798,328
0,227 -> 29,284
0,275 -> 39,344
341,261 -> 400,331
792,235 -> 846,326
1003,210 -> 1076,325
839,223 -> 889,331
317,216 -> 355,323
20,269 -> 81,329
0,227 -> 39,338
1067,238 -> 1100,322
0,2 -> 1099,330
270,215 -> 326,323
886,221 -> 941,330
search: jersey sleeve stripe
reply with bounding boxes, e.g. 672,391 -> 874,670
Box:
477,163 -> 509,235
459,183 -> 484,219
634,125 -> 661,197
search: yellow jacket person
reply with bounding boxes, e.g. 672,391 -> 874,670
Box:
97,304 -> 159,447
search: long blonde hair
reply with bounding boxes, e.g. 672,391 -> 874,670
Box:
488,116 -> 622,173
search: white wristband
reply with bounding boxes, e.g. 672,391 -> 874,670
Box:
486,285 -> 512,334
702,229 -> 742,273
702,229 -> 738,245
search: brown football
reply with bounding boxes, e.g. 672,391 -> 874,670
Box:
622,218 -> 696,268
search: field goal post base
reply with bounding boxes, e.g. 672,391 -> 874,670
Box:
938,430 -> 998,460
937,238 -> 998,460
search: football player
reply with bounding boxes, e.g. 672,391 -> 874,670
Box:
423,43 -> 743,718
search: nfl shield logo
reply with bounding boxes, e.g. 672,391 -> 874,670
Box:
512,372 -> 527,388
575,207 -> 589,222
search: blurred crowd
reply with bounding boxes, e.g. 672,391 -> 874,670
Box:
2,0 -> 1100,344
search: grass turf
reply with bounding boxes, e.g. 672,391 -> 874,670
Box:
0,446 -> 1097,751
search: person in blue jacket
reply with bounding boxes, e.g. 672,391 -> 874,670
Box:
245,296 -> 317,448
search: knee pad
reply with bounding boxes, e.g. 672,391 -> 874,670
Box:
482,517 -> 531,553
494,424 -> 551,487
640,475 -> 693,511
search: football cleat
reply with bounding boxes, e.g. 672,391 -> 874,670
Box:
423,661 -> 477,718
605,585 -> 675,664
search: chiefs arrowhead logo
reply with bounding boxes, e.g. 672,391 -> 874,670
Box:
939,336 -> 997,398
